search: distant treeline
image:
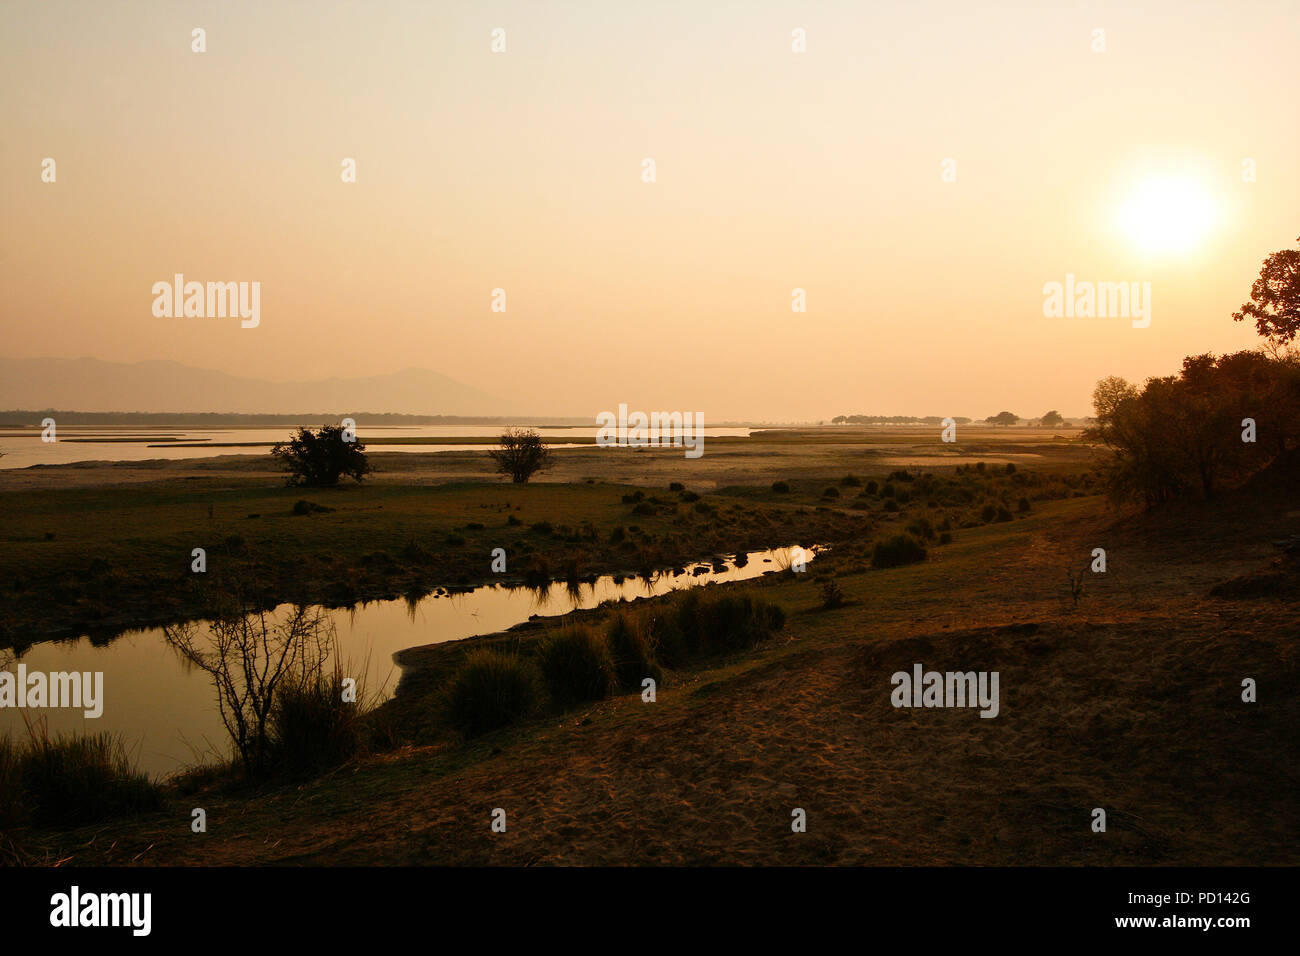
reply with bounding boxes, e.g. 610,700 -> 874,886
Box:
831,415 -> 973,425
0,410 -> 591,427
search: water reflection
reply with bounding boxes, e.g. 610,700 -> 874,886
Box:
1,545 -> 819,776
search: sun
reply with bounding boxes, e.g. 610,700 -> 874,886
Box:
1117,175 -> 1217,255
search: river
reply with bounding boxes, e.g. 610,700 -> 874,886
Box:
0,544 -> 815,776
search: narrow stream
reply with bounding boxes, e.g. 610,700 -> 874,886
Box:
1,545 -> 818,776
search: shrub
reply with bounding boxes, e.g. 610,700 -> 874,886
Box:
980,504 -> 1000,523
668,482 -> 685,492
488,428 -> 552,483
270,664 -> 369,776
530,520 -> 554,535
537,626 -> 616,709
770,480 -> 790,493
272,424 -> 371,487
446,649 -> 539,736
938,531 -> 953,544
521,554 -> 551,587
9,728 -> 163,827
882,483 -> 896,498
865,480 -> 879,495
400,539 -> 430,562
871,534 -> 928,568
507,514 -> 522,526
905,517 -> 935,540
820,577 -> 846,609
621,491 -> 645,503
673,591 -> 786,656
679,490 -> 700,503
840,474 -> 862,487
1017,496 -> 1031,512
821,486 -> 841,499
0,738 -> 22,832
605,614 -> 662,691
633,502 -> 657,516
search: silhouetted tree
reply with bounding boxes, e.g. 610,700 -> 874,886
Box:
1040,410 -> 1065,428
1234,235 -> 1300,344
986,411 -> 1018,426
271,424 -> 371,487
1086,352 -> 1298,504
489,428 -> 552,483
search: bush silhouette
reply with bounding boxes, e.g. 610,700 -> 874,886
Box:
446,649 -> 539,736
871,534 -> 927,568
537,626 -> 616,709
272,425 -> 371,487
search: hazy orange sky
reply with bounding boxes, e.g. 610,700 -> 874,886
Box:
2,0 -> 1296,420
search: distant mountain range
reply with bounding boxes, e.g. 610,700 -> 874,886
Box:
0,357 -> 512,417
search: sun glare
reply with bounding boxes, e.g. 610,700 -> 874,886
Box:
1117,175 -> 1217,255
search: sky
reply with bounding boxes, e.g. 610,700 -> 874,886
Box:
1,0 -> 1297,421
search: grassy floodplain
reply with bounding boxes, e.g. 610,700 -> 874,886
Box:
2,426 -> 1296,866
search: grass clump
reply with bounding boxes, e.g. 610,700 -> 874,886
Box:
871,533 -> 928,569
446,649 -> 539,736
537,626 -> 616,710
2,725 -> 163,827
604,614 -> 663,691
672,590 -> 786,658
270,664 -> 376,776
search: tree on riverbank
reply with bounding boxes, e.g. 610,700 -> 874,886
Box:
489,428 -> 552,483
271,424 -> 371,487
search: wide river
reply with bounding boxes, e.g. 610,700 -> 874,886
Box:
0,425 -> 753,469
0,545 -> 815,777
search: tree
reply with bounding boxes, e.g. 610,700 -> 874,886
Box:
1040,410 -> 1065,428
164,597 -> 336,778
985,411 -> 1018,426
1234,235 -> 1300,344
271,424 -> 371,487
489,427 -> 552,483
1085,353 -> 1296,505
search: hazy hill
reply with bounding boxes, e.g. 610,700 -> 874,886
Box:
0,357 -> 509,416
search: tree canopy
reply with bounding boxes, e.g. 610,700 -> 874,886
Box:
271,424 -> 371,487
489,427 -> 552,483
1233,234 -> 1300,345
